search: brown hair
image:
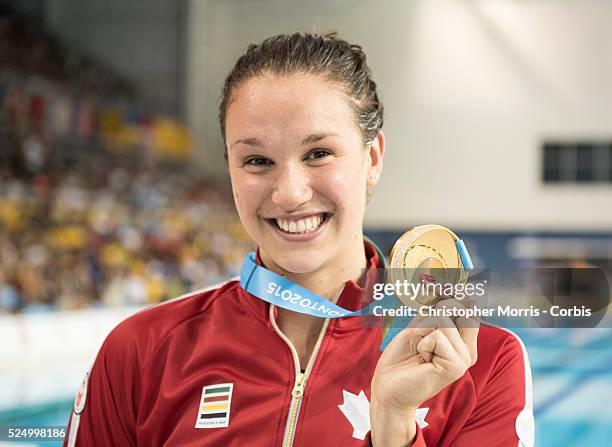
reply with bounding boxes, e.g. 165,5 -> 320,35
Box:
219,32 -> 384,157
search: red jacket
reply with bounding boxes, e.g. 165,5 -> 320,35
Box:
64,243 -> 534,446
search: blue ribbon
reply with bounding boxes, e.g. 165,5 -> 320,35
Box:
240,252 -> 367,318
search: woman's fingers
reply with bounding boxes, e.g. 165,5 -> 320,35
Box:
409,315 -> 455,356
401,297 -> 479,366
431,298 -> 480,365
413,320 -> 472,368
416,329 -> 470,380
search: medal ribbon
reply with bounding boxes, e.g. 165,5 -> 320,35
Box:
240,252 -> 367,318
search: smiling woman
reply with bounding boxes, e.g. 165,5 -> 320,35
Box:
225,72 -> 380,280
63,33 -> 533,447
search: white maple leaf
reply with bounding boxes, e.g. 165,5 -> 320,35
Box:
338,390 -> 371,440
338,390 -> 430,440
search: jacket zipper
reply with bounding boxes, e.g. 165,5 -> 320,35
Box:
269,305 -> 330,447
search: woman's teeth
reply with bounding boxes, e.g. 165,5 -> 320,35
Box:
275,214 -> 324,234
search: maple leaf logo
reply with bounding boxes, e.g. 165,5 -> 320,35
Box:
338,390 -> 371,440
338,390 -> 430,440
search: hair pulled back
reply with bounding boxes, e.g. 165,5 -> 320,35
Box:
219,32 -> 384,155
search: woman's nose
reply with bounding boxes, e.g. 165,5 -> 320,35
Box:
271,164 -> 313,210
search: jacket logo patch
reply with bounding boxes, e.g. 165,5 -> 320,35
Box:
338,389 -> 430,440
73,371 -> 89,415
195,383 -> 234,429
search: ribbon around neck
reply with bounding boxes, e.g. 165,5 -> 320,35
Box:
240,252 -> 371,318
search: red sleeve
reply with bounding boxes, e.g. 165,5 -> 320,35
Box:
360,424 -> 427,447
451,333 -> 534,447
63,320 -> 140,447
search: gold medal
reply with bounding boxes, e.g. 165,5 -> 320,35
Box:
388,225 -> 471,306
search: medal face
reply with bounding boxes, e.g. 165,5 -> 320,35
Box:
388,225 -> 467,305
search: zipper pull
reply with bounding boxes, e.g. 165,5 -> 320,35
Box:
292,372 -> 305,398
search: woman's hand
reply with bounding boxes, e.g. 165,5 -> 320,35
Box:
369,296 -> 480,446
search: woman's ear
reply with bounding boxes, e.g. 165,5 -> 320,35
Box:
367,131 -> 385,187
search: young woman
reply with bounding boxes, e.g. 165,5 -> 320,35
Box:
64,33 -> 533,447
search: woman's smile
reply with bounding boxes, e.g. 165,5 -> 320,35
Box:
263,212 -> 333,241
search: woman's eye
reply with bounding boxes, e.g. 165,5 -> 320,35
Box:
244,156 -> 272,166
305,149 -> 332,161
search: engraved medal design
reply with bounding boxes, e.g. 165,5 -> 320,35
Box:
388,224 -> 469,306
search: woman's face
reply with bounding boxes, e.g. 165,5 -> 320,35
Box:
226,73 -> 383,274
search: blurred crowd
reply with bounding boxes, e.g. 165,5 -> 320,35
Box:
0,10 -> 252,313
